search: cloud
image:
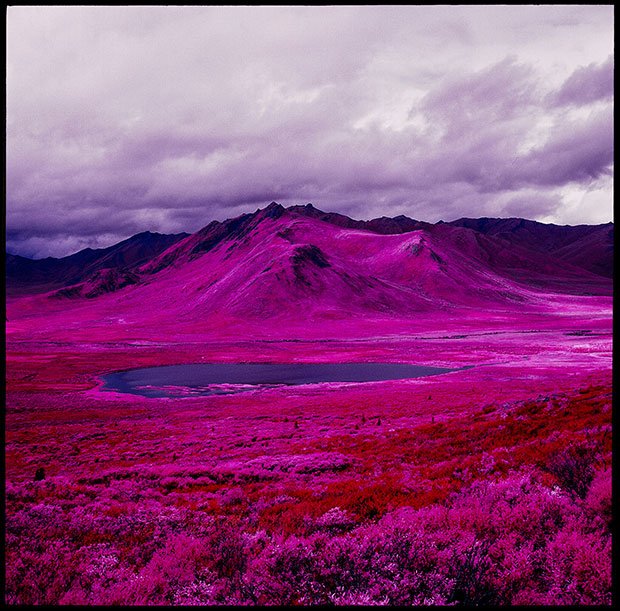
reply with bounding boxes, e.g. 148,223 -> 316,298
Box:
514,107 -> 613,187
420,57 -> 539,130
551,56 -> 614,107
6,6 -> 614,257
501,192 -> 562,220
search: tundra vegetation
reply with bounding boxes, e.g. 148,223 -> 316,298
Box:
5,206 -> 613,604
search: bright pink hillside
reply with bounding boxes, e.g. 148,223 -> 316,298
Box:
6,203 -> 611,342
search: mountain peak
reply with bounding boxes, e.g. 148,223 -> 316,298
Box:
7,205 -> 614,302
261,201 -> 286,219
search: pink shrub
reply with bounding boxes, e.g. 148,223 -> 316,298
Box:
5,465 -> 612,605
5,376 -> 611,605
583,467 -> 611,531
535,528 -> 612,605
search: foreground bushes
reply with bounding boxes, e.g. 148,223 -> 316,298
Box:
6,382 -> 612,605
5,468 -> 611,605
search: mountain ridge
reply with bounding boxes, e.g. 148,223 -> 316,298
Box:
446,217 -> 613,278
6,231 -> 189,295
6,204 -> 613,316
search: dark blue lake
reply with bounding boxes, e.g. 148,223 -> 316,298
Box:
101,362 -> 455,398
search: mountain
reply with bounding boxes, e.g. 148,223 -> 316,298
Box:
288,203 -> 429,234
6,205 -> 613,326
447,217 -> 614,278
6,231 -> 188,295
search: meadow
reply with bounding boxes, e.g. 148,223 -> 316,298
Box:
5,302 -> 612,605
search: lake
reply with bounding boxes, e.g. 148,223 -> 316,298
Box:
101,362 -> 456,398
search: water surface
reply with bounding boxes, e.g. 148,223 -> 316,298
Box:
102,362 -> 456,398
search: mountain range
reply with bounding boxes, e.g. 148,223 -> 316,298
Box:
6,231 -> 188,296
6,203 -> 613,322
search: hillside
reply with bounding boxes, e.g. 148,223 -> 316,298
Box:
6,231 -> 188,295
447,217 -> 614,278
5,205 -> 613,331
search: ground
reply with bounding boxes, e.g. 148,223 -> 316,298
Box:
4,294 -> 613,605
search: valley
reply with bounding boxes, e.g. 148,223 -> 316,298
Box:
5,204 -> 613,605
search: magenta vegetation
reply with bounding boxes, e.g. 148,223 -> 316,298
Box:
5,205 -> 613,605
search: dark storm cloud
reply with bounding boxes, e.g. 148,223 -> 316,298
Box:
6,5 -> 614,257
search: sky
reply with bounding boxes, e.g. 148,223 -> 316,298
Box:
6,5 -> 614,258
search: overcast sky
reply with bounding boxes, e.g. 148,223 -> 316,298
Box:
6,5 -> 614,258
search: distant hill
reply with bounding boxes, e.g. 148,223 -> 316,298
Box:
447,217 -> 613,278
6,205 -> 612,325
6,231 -> 188,295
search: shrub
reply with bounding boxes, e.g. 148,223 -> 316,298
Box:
546,441 -> 599,498
583,468 -> 612,531
447,538 -> 496,605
